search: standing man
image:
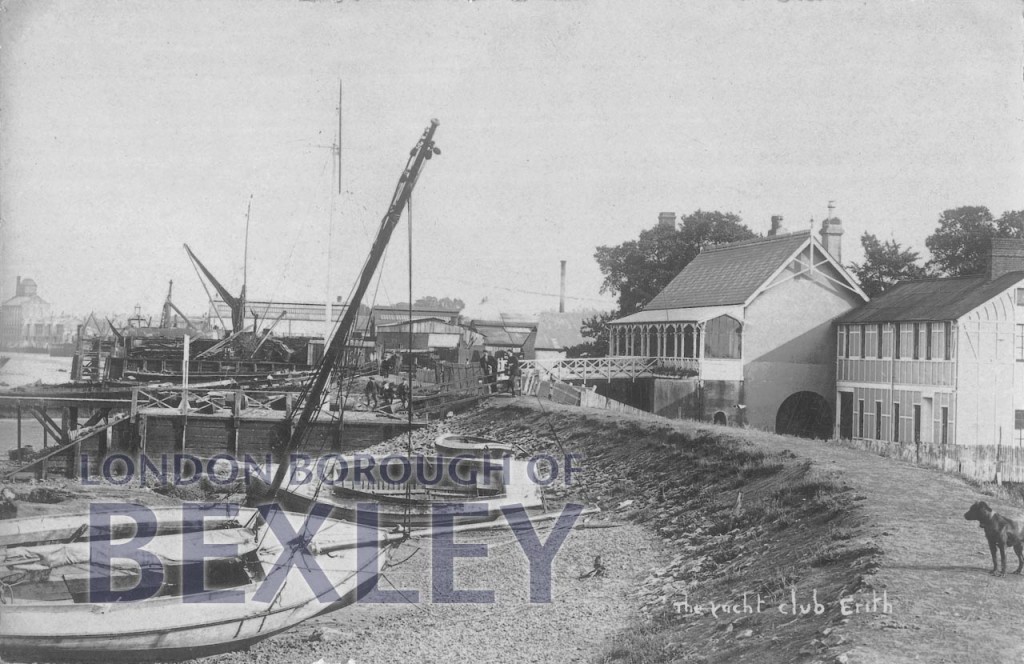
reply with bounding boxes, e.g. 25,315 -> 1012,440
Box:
479,350 -> 492,392
506,352 -> 521,396
487,351 -> 498,393
363,377 -> 379,410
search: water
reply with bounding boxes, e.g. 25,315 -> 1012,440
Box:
0,352 -> 74,452
0,351 -> 74,388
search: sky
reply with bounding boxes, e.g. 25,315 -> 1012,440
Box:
1,0 -> 1022,320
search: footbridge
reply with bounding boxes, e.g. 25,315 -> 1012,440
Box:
520,357 -> 665,383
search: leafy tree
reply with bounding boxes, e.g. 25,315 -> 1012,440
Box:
594,210 -> 756,315
847,233 -> 930,297
997,210 -> 1024,238
565,311 -> 615,358
412,296 -> 464,311
924,206 -> 996,276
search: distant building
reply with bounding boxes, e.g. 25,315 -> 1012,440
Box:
469,313 -> 538,357
0,276 -> 68,350
376,317 -> 479,364
835,238 -> 1024,448
607,214 -> 866,435
523,311 -> 596,360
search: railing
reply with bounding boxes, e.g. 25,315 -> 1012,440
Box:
520,356 -> 660,383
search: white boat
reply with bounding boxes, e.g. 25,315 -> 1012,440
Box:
267,455 -> 545,529
434,433 -> 515,458
0,504 -> 391,662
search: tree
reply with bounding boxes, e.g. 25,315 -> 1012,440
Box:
924,206 -> 996,276
412,296 -> 465,311
594,210 -> 756,315
847,233 -> 929,297
997,210 -> 1024,238
565,311 -> 615,358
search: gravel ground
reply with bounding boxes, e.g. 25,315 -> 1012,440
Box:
187,406 -> 666,664
192,520 -> 662,664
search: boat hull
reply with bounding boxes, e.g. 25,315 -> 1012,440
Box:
0,505 -> 389,662
434,433 -> 515,457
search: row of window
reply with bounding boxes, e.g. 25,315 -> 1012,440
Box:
854,398 -> 950,445
838,322 -> 952,361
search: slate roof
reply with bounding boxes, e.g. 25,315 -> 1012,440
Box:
644,231 -> 810,310
840,272 -> 1024,323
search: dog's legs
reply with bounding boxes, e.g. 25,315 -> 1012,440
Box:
1014,543 -> 1023,574
998,541 -> 1008,576
989,538 -> 999,575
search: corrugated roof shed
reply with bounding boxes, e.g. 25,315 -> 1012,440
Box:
644,232 -> 809,309
474,324 -> 533,347
531,311 -> 594,350
840,271 -> 1024,323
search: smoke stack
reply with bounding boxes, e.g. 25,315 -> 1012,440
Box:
819,216 -> 844,262
657,212 -> 677,230
15,276 -> 21,296
559,260 -> 566,313
768,215 -> 785,237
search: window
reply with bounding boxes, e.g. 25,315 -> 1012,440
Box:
1016,410 -> 1024,445
877,323 -> 884,359
913,404 -> 922,443
858,399 -> 865,438
894,323 -> 902,359
893,403 -> 900,442
944,322 -> 952,360
1017,324 -> 1024,362
860,324 -> 867,358
912,323 -> 920,359
837,326 -> 846,359
1017,288 -> 1024,306
925,323 -> 933,360
875,401 -> 883,440
941,407 -> 949,446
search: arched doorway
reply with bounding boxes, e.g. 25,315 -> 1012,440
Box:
775,392 -> 833,439
713,411 -> 727,426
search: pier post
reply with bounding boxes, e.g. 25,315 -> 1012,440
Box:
16,405 -> 21,451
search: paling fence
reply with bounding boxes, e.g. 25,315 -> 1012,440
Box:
838,437 -> 1024,484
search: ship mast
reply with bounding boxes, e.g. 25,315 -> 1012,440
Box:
265,119 -> 441,501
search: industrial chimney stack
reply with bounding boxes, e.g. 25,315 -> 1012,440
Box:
768,215 -> 785,237
559,260 -> 566,313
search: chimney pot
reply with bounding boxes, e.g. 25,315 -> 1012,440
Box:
819,217 -> 844,262
769,215 -> 785,237
657,212 -> 677,230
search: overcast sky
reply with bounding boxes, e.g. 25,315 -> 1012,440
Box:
1,0 -> 1021,319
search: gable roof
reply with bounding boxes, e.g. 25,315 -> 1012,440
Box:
840,271 -> 1024,323
530,311 -> 595,350
644,232 -> 810,309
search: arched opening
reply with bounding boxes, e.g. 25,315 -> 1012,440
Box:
775,391 -> 833,439
713,411 -> 727,426
682,325 -> 694,358
665,326 -> 677,357
648,327 -> 658,358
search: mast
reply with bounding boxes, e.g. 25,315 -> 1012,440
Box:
266,119 -> 441,500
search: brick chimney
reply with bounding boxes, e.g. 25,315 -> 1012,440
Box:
768,215 -> 786,237
819,217 -> 844,262
658,212 -> 677,230
988,238 -> 1024,281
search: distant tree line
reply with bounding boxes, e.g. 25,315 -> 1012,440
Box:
567,205 -> 1024,357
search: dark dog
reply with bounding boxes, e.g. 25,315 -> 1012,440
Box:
964,501 -> 1024,576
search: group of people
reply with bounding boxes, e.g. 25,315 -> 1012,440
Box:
479,349 -> 521,396
363,376 -> 408,411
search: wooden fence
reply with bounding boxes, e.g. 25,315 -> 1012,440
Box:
838,437 -> 1024,484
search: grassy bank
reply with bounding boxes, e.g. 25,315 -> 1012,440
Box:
448,401 -> 882,663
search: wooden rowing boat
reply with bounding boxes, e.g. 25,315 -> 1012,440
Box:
0,504 -> 391,662
434,433 -> 515,458
267,455 -> 544,529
